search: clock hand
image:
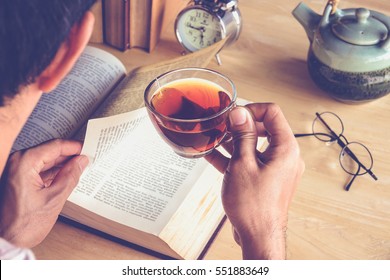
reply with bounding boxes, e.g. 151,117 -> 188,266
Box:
189,24 -> 206,33
188,24 -> 200,31
200,32 -> 204,46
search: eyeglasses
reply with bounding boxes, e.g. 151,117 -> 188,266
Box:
294,112 -> 378,191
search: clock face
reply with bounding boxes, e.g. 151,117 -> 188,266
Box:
176,8 -> 224,52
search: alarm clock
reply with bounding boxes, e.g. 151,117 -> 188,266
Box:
175,0 -> 242,64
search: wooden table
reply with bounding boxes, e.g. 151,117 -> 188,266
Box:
33,0 -> 390,260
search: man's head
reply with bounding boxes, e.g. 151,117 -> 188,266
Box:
0,0 -> 96,106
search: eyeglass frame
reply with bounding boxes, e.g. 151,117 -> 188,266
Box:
294,112 -> 378,191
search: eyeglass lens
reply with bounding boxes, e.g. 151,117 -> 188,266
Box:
339,142 -> 373,176
312,112 -> 344,142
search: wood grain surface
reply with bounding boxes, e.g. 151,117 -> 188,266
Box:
33,0 -> 390,260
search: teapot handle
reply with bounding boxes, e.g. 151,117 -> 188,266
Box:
327,0 -> 340,14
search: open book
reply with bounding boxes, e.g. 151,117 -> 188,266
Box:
12,41 -> 231,259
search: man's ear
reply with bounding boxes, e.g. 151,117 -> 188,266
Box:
37,11 -> 95,93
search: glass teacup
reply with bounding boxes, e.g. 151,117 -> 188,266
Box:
144,67 -> 237,158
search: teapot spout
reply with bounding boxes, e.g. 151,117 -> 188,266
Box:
292,2 -> 322,42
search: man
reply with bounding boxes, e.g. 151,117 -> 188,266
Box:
0,0 -> 96,258
0,0 -> 304,260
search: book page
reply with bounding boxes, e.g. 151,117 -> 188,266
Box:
68,108 -> 210,234
12,46 -> 126,152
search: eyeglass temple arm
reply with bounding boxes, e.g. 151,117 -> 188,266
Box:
294,133 -> 315,138
315,113 -> 378,181
294,132 -> 336,139
345,165 -> 360,191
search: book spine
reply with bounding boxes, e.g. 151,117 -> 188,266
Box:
103,0 -> 130,51
123,0 -> 130,50
89,0 -> 104,43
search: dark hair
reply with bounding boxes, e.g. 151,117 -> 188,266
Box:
0,0 -> 96,106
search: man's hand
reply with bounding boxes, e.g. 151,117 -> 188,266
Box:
0,139 -> 88,248
206,103 -> 304,259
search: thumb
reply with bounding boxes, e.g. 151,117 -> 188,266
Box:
229,106 -> 258,161
48,155 -> 89,199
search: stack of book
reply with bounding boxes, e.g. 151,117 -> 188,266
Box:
90,0 -> 188,52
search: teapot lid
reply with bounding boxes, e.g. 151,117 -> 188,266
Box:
332,8 -> 388,45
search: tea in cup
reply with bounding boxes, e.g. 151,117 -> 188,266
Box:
144,67 -> 237,158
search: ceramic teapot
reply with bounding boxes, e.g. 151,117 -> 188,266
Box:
292,0 -> 390,102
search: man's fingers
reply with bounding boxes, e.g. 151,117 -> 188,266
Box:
205,149 -> 229,173
25,139 -> 83,172
229,106 -> 258,161
245,103 -> 296,148
47,155 -> 89,198
221,140 -> 233,155
40,167 -> 61,187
